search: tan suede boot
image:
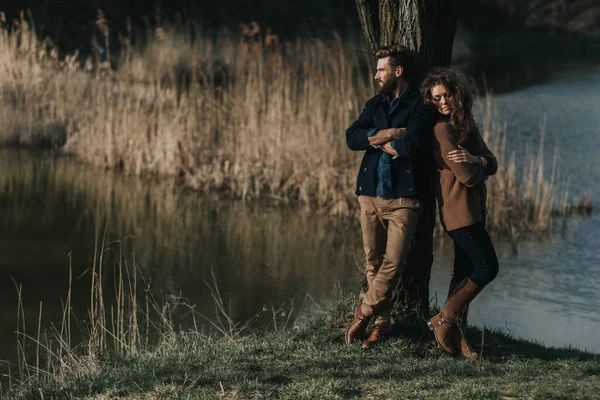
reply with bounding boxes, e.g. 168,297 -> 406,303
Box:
428,278 -> 482,356
427,313 -> 457,355
447,280 -> 479,360
447,279 -> 462,299
454,322 -> 478,360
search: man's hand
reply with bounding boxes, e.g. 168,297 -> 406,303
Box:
381,142 -> 398,157
368,128 -> 406,146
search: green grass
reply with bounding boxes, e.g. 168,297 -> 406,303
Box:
5,298 -> 599,400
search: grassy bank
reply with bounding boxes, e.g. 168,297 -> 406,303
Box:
4,289 -> 599,400
2,236 -> 598,398
0,15 -> 592,240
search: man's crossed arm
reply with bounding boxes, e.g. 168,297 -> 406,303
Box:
368,128 -> 406,146
368,128 -> 406,157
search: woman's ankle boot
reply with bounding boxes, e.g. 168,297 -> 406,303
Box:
429,278 -> 482,356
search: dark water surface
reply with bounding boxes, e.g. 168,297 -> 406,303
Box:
1,67 -> 599,375
483,65 -> 600,200
0,150 -> 364,371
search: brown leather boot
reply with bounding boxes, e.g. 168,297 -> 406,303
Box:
428,278 -> 482,356
361,323 -> 391,349
345,304 -> 372,344
454,322 -> 478,360
447,280 -> 479,360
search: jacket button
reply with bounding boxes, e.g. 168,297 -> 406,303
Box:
363,168 -> 367,172
409,188 -> 414,192
406,169 -> 411,173
359,186 -> 362,191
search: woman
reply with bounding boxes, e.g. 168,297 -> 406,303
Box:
421,68 -> 499,359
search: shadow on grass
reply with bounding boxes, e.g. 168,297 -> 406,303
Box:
325,289 -> 598,363
471,327 -> 598,361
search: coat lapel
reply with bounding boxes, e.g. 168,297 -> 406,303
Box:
390,87 -> 418,126
373,96 -> 388,128
374,86 -> 419,128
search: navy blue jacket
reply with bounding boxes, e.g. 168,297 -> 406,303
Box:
346,87 -> 436,199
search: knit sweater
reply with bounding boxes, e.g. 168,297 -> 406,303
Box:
432,122 -> 498,231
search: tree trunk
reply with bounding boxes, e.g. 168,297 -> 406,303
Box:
355,0 -> 458,316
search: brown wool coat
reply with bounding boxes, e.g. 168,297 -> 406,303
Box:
432,122 -> 498,231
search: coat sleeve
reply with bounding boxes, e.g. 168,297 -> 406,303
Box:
390,102 -> 435,160
346,99 -> 376,151
434,123 -> 487,188
480,136 -> 498,176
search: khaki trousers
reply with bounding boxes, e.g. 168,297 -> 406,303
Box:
358,195 -> 421,323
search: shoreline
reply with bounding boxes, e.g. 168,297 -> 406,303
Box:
4,290 -> 599,399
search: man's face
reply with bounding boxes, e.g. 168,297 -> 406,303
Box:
374,57 -> 400,95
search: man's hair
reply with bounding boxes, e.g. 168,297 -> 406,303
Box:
375,45 -> 415,82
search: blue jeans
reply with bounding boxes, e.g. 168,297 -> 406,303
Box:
447,222 -> 499,288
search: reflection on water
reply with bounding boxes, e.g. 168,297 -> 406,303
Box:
1,147 -> 598,366
1,65 -> 600,373
0,149 -> 363,370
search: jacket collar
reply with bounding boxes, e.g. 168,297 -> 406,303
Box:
376,85 -> 419,109
374,85 -> 419,123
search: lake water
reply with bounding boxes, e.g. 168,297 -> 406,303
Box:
0,66 -> 599,376
485,64 -> 600,200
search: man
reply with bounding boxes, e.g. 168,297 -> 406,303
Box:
345,45 -> 435,348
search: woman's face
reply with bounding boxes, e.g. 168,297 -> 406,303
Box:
430,84 -> 452,115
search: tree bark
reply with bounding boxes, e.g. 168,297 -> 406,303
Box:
356,0 -> 380,54
355,0 -> 458,316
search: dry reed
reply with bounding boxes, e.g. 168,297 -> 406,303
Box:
0,13 -> 589,241
3,232 -> 304,391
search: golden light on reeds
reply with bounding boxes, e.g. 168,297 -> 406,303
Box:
0,13 -> 589,241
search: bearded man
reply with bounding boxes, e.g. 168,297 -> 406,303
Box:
345,45 -> 435,348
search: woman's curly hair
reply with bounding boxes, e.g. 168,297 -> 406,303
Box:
421,68 -> 477,144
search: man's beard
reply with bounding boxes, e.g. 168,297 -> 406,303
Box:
377,77 -> 398,95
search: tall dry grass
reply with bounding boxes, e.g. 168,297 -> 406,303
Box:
8,238 -> 174,388
0,150 -> 361,371
0,13 -> 588,240
3,231 -> 306,391
0,14 -> 365,213
476,97 -> 567,244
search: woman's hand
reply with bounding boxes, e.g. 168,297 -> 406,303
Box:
447,145 -> 481,164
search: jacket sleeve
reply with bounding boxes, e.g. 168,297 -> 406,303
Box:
434,123 -> 487,188
390,102 -> 435,160
346,99 -> 376,151
480,137 -> 498,176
